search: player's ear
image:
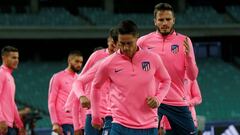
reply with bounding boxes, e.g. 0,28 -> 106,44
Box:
153,18 -> 157,26
173,17 -> 175,25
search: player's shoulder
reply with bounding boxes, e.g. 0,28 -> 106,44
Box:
137,32 -> 159,47
0,68 -> 7,80
91,48 -> 107,56
51,70 -> 65,79
103,52 -> 116,63
175,32 -> 189,39
138,32 -> 157,41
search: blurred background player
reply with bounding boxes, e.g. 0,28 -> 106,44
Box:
137,3 -> 199,135
158,79 -> 202,135
0,46 -> 25,135
91,20 -> 171,135
74,27 -> 118,135
48,51 -> 83,135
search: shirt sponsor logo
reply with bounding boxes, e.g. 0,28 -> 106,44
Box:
171,44 -> 179,54
142,61 -> 150,71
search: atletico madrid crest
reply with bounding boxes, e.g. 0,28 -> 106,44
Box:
142,61 -> 150,71
171,44 -> 179,54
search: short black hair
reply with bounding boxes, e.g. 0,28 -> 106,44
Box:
154,3 -> 174,18
109,27 -> 118,43
116,20 -> 139,37
68,50 -> 83,58
1,46 -> 18,56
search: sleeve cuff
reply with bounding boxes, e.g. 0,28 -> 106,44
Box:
154,96 -> 161,107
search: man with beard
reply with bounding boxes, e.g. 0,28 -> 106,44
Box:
137,3 -> 199,135
48,51 -> 83,135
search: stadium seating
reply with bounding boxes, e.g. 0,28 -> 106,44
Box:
13,61 -> 66,128
175,6 -> 227,25
0,7 -> 88,26
78,6 -> 232,26
78,7 -> 153,26
0,5 -> 239,26
226,5 -> 240,23
196,58 -> 240,121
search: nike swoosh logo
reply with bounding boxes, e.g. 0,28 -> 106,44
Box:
190,131 -> 197,134
147,47 -> 155,49
115,69 -> 123,73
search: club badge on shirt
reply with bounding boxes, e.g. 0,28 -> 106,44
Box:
142,61 -> 150,71
171,44 -> 179,54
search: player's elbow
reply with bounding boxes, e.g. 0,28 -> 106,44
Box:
188,69 -> 198,81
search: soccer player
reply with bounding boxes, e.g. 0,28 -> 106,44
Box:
91,20 -> 171,135
74,27 -> 118,135
0,46 -> 25,135
137,3 -> 199,135
48,51 -> 83,135
159,79 -> 202,135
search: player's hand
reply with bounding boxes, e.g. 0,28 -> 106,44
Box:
74,129 -> 83,135
80,96 -> 91,109
188,101 -> 194,107
158,127 -> 164,135
52,123 -> 63,135
184,37 -> 190,56
18,128 -> 26,135
146,97 -> 159,108
92,124 -> 102,131
0,121 -> 8,134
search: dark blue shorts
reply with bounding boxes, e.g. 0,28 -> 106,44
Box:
85,114 -> 102,135
61,124 -> 74,135
110,123 -> 158,135
102,116 -> 113,135
158,104 -> 197,135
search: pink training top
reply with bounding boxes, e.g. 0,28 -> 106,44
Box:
72,59 -> 111,118
137,31 -> 198,106
185,79 -> 202,127
48,69 -> 77,125
64,89 -> 86,130
64,89 -> 76,113
72,95 -> 86,130
0,65 -> 23,128
160,79 -> 202,129
76,48 -> 110,116
91,48 -> 171,129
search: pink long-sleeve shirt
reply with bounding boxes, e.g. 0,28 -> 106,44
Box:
185,79 -> 202,127
0,65 -> 23,128
72,59 -> 111,118
64,89 -> 76,113
91,48 -> 171,129
64,88 -> 86,130
137,31 -> 198,106
160,79 -> 202,129
48,69 -> 77,125
76,48 -> 110,116
72,95 -> 86,130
